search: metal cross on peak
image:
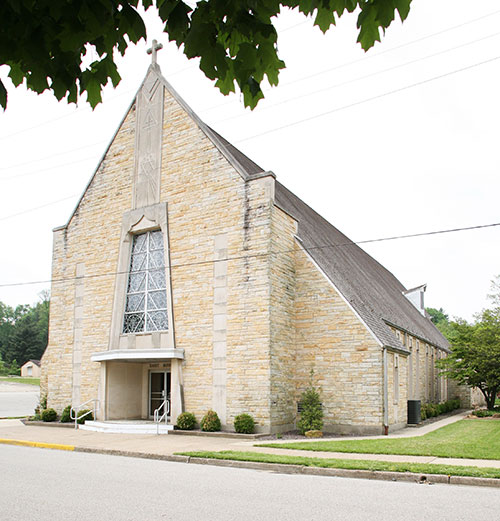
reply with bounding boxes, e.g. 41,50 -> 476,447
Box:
147,39 -> 163,65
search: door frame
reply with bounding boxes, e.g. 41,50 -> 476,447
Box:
148,370 -> 171,418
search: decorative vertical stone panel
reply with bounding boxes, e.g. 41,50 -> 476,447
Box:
133,69 -> 164,209
212,234 -> 228,425
72,263 -> 85,406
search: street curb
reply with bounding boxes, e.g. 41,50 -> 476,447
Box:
184,457 -> 500,487
0,438 -> 74,451
2,439 -> 499,488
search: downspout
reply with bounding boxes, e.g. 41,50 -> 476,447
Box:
383,346 -> 389,435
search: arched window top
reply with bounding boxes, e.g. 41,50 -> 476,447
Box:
123,230 -> 168,333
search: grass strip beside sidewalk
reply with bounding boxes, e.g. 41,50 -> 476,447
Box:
176,450 -> 500,479
259,420 -> 500,460
0,377 -> 40,386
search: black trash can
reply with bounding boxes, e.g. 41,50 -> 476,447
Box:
407,400 -> 421,424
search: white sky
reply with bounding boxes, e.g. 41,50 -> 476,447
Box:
0,1 -> 499,321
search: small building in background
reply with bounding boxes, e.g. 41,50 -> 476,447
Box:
21,360 -> 41,378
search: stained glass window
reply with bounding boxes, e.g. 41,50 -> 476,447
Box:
123,230 -> 168,333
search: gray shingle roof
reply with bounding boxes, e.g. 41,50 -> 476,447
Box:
158,67 -> 450,351
274,182 -> 450,352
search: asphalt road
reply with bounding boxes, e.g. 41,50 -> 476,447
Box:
0,381 -> 39,417
2,445 -> 499,521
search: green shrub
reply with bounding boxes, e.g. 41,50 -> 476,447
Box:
472,407 -> 500,417
234,413 -> 255,434
297,376 -> 323,435
420,398 -> 461,422
201,410 -> 221,432
41,408 -> 57,422
176,412 -> 196,430
76,409 -> 93,424
60,405 -> 72,423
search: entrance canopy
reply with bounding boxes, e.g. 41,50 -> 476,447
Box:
91,348 -> 184,363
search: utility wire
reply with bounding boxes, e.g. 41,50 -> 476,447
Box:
213,31 -> 500,125
0,194 -> 79,222
4,35 -> 499,181
198,8 -> 500,114
1,221 -> 498,289
0,139 -> 108,173
0,155 -> 100,182
235,55 -> 500,143
1,55 -> 498,217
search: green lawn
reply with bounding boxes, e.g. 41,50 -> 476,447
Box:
0,377 -> 40,386
259,420 -> 500,460
176,450 -> 500,479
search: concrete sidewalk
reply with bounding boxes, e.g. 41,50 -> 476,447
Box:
0,410 -> 498,470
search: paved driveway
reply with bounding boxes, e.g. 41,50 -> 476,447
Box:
0,381 -> 39,417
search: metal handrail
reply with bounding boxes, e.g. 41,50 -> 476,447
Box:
153,399 -> 170,435
70,398 -> 99,430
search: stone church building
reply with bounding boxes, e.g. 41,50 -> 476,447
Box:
41,59 -> 455,434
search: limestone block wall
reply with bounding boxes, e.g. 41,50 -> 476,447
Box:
42,83 -> 278,427
106,362 -> 143,419
294,246 -> 383,434
42,103 -> 136,413
159,92 -> 273,430
403,331 -> 449,405
386,351 -> 408,427
449,380 -> 486,408
269,204 -> 298,431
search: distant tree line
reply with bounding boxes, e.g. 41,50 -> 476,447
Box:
0,292 -> 49,375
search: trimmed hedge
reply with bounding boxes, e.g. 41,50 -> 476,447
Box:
201,410 -> 221,432
41,408 -> 57,422
76,409 -> 93,424
176,412 -> 196,430
60,405 -> 72,423
234,413 -> 255,434
420,398 -> 460,421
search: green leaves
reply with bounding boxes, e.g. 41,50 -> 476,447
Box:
437,306 -> 500,410
356,0 -> 412,50
0,0 -> 413,110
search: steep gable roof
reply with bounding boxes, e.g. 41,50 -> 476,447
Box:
274,182 -> 450,352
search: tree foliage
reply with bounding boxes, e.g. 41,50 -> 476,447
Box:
436,279 -> 500,410
0,293 -> 49,369
0,0 -> 412,110
426,306 -> 457,341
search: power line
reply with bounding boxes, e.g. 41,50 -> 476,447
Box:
1,56 -> 498,221
1,7 -> 498,143
0,139 -> 108,173
0,155 -> 100,182
5,37 -> 499,182
1,221 -> 498,289
235,55 -> 500,143
198,8 -> 500,115
212,31 -> 500,125
0,194 -> 79,222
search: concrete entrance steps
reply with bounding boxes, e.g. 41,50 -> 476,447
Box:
79,420 -> 173,434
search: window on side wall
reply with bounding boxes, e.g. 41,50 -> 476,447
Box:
123,230 -> 168,333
